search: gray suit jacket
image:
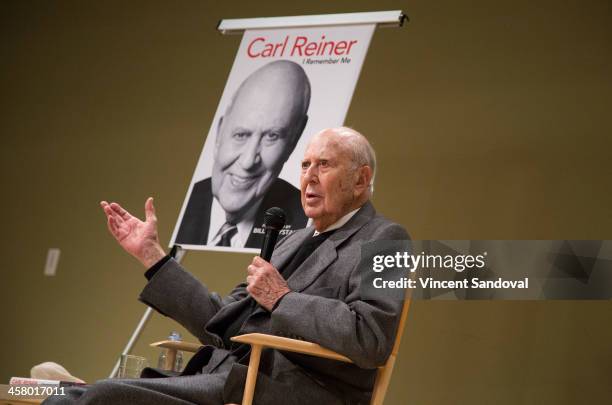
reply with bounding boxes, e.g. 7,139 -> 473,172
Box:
140,202 -> 409,404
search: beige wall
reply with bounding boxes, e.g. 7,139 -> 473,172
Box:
1,1 -> 611,403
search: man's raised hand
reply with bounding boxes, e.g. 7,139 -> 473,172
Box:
100,197 -> 166,269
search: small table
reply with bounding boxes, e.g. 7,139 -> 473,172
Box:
150,339 -> 202,370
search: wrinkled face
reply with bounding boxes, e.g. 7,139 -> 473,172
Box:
300,133 -> 357,230
212,80 -> 303,220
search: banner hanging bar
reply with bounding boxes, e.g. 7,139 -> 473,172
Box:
217,10 -> 406,35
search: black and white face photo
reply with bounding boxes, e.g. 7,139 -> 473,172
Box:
211,60 -> 310,222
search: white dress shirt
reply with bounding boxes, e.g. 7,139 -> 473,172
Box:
207,197 -> 260,247
312,207 -> 360,237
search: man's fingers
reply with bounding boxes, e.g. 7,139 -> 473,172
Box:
106,216 -> 114,234
250,257 -> 279,276
108,216 -> 129,241
102,203 -> 124,229
107,216 -> 120,236
144,197 -> 157,222
102,203 -> 115,218
246,276 -> 255,294
110,202 -> 131,220
101,201 -> 113,217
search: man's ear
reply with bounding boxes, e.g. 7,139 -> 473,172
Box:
355,165 -> 373,195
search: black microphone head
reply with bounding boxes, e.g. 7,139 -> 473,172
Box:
263,207 -> 286,230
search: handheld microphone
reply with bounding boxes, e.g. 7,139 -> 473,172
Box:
260,207 -> 286,261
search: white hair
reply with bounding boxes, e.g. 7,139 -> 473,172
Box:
320,127 -> 377,194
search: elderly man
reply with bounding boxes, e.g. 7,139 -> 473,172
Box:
45,128 -> 408,404
175,60 -> 310,248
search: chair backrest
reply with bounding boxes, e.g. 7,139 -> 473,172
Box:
369,297 -> 412,405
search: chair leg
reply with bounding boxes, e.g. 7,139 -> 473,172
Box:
242,345 -> 262,405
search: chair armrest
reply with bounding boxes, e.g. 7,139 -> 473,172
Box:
230,333 -> 352,363
150,340 -> 202,353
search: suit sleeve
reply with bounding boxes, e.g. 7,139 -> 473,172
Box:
139,258 -> 248,345
270,222 -> 410,369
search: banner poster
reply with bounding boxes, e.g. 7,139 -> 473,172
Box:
170,24 -> 376,252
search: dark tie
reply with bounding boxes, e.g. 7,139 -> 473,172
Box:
280,231 -> 333,280
215,222 -> 237,247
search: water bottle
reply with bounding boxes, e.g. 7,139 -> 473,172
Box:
172,332 -> 184,372
157,331 -> 183,372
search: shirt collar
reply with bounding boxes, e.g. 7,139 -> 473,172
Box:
312,207 -> 360,237
208,197 -> 260,247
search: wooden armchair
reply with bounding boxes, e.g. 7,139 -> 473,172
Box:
152,298 -> 412,405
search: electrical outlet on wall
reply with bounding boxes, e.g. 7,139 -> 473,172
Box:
44,248 -> 61,276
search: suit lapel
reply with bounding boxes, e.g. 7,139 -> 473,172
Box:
286,202 -> 377,292
269,227 -> 312,270
286,239 -> 337,292
209,203 -> 376,321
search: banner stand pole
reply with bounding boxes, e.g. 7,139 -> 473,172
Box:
109,245 -> 186,378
